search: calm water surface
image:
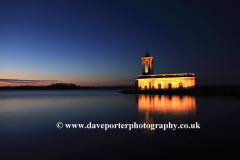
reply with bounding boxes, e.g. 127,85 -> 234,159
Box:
0,90 -> 240,160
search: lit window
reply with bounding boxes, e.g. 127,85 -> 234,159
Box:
145,61 -> 148,73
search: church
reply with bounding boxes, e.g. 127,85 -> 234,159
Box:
135,49 -> 196,90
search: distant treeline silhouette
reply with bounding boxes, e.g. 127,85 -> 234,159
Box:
0,83 -> 135,90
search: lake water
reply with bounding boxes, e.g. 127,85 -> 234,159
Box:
0,90 -> 240,160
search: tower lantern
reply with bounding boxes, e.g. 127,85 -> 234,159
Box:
141,48 -> 154,75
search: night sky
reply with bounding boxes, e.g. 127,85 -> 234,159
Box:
1,0 -> 240,86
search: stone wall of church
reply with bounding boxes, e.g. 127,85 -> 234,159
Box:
136,77 -> 196,90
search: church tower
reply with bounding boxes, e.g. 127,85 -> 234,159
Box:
141,48 -> 154,75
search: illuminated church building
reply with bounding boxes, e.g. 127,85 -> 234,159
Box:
135,49 -> 196,90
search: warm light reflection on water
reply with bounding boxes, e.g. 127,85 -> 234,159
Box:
136,94 -> 196,116
1,91 -> 240,159
136,94 -> 196,135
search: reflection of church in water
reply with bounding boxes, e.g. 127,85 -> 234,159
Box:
135,48 -> 196,90
135,94 -> 196,135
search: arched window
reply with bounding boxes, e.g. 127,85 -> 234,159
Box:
168,83 -> 172,89
179,82 -> 183,89
145,61 -> 148,73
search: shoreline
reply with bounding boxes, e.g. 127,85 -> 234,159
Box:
119,87 -> 240,99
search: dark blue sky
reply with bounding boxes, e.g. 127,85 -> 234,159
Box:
0,0 -> 240,86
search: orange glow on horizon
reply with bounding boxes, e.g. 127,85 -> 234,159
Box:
0,82 -> 53,87
0,81 -> 132,87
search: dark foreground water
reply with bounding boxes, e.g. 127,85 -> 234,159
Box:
0,90 -> 240,160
